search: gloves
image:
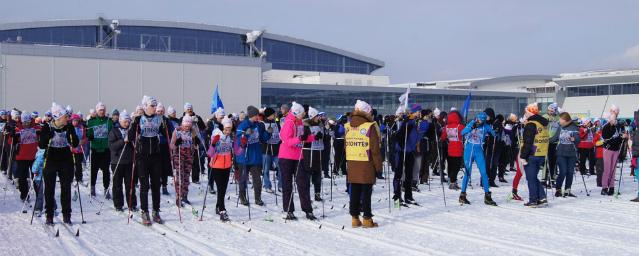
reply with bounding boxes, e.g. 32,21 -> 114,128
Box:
471,122 -> 478,129
315,132 -> 323,141
211,135 -> 220,145
241,136 -> 248,147
175,137 -> 183,145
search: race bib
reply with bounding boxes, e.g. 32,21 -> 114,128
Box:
93,123 -> 108,139
51,130 -> 69,148
446,127 -> 459,142
20,128 -> 38,145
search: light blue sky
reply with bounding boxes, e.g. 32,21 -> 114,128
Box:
2,0 -> 639,83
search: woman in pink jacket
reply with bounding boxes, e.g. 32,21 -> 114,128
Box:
278,102 -> 316,220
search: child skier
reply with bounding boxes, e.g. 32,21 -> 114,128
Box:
207,116 -> 234,221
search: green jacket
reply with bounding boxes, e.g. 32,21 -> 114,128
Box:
87,116 -> 113,152
543,113 -> 560,139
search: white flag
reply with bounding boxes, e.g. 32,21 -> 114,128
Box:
396,87 -> 410,115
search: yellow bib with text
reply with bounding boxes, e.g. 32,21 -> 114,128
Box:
345,122 -> 374,161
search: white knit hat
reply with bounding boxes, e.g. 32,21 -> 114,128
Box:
184,102 -> 193,111
308,107 -> 319,119
167,106 -> 176,115
214,107 -> 226,118
354,100 -> 371,114
222,116 -> 233,128
119,110 -> 131,121
434,108 -> 441,118
51,103 -> 67,120
95,102 -> 106,111
141,95 -> 157,107
291,101 -> 304,116
182,115 -> 193,126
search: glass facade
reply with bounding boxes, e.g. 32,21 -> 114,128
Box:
566,83 -> 639,97
0,25 -> 381,74
262,87 -> 527,118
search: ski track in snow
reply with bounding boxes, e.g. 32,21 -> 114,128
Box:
1,162 -> 638,255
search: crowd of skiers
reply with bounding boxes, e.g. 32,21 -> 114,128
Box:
1,97 -> 638,229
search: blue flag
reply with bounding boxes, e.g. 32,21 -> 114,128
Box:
210,85 -> 224,114
461,92 -> 471,119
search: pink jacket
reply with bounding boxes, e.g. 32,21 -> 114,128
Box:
278,114 -> 314,161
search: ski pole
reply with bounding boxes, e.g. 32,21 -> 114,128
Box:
615,138 -> 628,198
434,129 -> 446,207
177,145 -> 183,223
70,135 -> 86,224
285,148 -> 304,222
200,174 -> 209,221
127,126 -> 139,225
245,166 -> 251,221
20,168 -> 35,213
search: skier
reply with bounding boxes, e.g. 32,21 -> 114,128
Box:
235,106 -> 270,206
108,110 -> 137,212
549,112 -> 580,197
87,102 -> 113,199
39,103 -> 79,224
345,100 -> 382,228
207,116 -> 235,221
601,112 -> 627,196
14,112 -> 40,202
504,114 -> 520,174
302,107 -> 325,202
458,111 -> 498,206
520,103 -> 549,207
261,107 -> 281,194
181,103 -> 206,184
111,109 -> 120,129
170,115 -> 201,206
278,102 -> 316,220
418,109 -> 432,185
631,115 -> 639,202
205,107 -> 226,195
128,95 -> 166,225
543,103 -> 561,188
156,103 -> 173,196
70,114 -> 87,185
593,122 -> 605,187
440,110 -> 464,190
392,104 -> 420,206
578,119 -> 596,175
31,148 -> 45,216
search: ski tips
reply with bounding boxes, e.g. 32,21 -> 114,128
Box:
341,225 -> 344,230
318,224 -> 322,229
247,228 -> 252,232
55,229 -> 60,237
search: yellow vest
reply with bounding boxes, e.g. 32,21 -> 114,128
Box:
345,122 -> 374,161
529,120 -> 549,157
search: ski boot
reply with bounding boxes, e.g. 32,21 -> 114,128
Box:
314,193 -> 323,202
162,186 -> 170,195
510,190 -> 523,201
181,197 -> 191,206
484,192 -> 497,206
555,189 -> 563,198
90,186 -> 96,197
63,214 -> 72,225
115,207 -> 124,212
152,211 -> 164,224
255,198 -> 265,206
305,212 -> 317,221
141,211 -> 152,226
105,190 -> 112,200
362,217 -> 378,228
239,191 -> 249,206
459,192 -> 471,205
607,188 -> 615,196
489,181 -> 499,188
265,188 -> 274,194
45,215 -> 54,225
564,189 -> 576,198
499,177 -> 508,183
631,197 -> 639,202
215,206 -> 221,215
537,198 -> 548,207
284,212 -> 297,221
219,211 -> 229,222
524,201 -> 538,208
352,215 -> 362,228
601,188 -> 608,195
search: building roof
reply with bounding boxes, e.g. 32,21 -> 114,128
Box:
0,18 -> 385,68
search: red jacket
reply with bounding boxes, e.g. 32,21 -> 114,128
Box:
578,127 -> 595,149
441,111 -> 464,157
15,125 -> 40,161
594,131 -> 603,159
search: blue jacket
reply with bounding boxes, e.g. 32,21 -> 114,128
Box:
462,120 -> 496,146
394,119 -> 419,153
235,119 -> 270,165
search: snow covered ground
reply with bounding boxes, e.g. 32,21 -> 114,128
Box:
1,163 -> 638,256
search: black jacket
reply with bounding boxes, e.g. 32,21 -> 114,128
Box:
109,127 -> 133,165
38,122 -> 79,162
602,123 -> 624,151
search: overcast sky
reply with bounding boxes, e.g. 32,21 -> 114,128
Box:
2,0 -> 639,83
